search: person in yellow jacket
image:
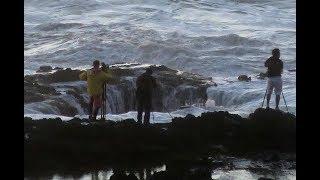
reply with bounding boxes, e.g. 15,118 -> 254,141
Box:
79,60 -> 112,120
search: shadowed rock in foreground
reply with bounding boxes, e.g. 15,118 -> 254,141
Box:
24,108 -> 295,177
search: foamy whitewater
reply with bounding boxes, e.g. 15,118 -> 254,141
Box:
24,0 -> 296,122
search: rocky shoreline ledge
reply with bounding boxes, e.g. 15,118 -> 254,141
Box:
24,64 -> 213,116
25,63 -> 266,118
24,108 -> 295,179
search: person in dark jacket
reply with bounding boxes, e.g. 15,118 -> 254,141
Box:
264,48 -> 284,110
136,68 -> 157,125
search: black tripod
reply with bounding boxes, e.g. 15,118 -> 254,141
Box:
261,89 -> 289,112
101,83 -> 107,120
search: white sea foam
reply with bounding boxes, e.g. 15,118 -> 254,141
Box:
24,0 -> 296,118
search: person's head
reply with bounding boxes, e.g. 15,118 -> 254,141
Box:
272,48 -> 280,59
93,60 -> 100,70
146,68 -> 153,75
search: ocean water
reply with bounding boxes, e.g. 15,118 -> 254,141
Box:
24,0 -> 296,120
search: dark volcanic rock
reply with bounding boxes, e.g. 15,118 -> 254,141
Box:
28,68 -> 83,84
238,75 -> 251,82
24,64 -> 211,113
36,65 -> 53,73
48,98 -> 78,116
24,91 -> 45,103
235,108 -> 296,152
54,67 -> 63,70
41,68 -> 83,83
126,173 -> 139,180
24,80 -> 60,103
110,171 -> 132,180
110,67 -> 135,77
24,108 -> 295,174
37,84 -> 58,95
150,65 -> 178,74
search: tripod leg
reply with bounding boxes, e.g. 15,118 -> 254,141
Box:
261,89 -> 267,108
101,84 -> 106,120
282,92 -> 289,112
103,98 -> 106,119
101,101 -> 104,120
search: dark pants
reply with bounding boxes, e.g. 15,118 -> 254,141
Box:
137,97 -> 152,125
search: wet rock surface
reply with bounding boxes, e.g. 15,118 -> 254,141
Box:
24,80 -> 60,103
24,64 -> 214,115
36,65 -> 53,73
36,68 -> 83,84
238,75 -> 251,82
25,108 -> 295,176
47,97 -> 79,116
